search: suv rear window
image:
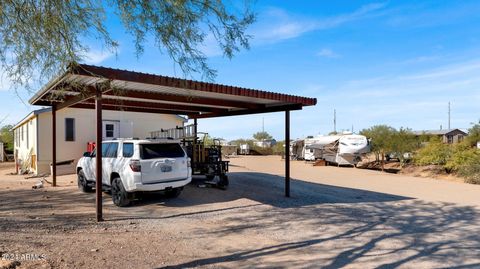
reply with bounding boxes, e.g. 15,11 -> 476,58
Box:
140,143 -> 185,159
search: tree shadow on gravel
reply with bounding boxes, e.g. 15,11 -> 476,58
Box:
132,172 -> 412,208
0,187 -> 100,233
0,171 -> 412,228
159,198 -> 480,269
108,171 -> 413,220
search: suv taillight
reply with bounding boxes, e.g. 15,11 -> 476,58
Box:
129,160 -> 141,172
187,158 -> 191,168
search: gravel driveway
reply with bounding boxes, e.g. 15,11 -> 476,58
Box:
1,156 -> 479,268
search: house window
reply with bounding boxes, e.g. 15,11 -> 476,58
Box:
458,135 -> 464,142
65,118 -> 75,141
447,135 -> 453,144
21,126 -> 24,141
106,124 -> 114,138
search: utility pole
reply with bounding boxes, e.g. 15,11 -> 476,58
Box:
448,102 -> 451,130
334,109 -> 337,134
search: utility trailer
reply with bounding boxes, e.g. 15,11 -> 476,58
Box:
150,124 -> 229,189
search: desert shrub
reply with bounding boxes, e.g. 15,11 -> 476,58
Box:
272,141 -> 285,155
458,153 -> 480,184
445,142 -> 480,172
414,138 -> 452,166
252,146 -> 273,155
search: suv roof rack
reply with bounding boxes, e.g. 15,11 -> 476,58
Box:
112,137 -> 140,140
145,137 -> 175,140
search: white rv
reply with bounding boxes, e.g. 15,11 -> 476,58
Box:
302,136 -> 324,161
304,133 -> 370,166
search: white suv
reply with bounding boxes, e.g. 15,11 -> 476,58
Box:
76,139 -> 192,206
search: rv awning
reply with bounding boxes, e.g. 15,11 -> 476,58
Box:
29,64 -> 316,118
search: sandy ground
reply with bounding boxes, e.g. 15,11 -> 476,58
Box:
1,156 -> 480,269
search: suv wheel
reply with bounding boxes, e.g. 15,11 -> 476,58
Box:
77,170 -> 92,193
111,177 -> 131,207
165,187 -> 183,198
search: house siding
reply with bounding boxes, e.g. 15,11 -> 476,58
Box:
16,108 -> 185,174
13,116 -> 38,173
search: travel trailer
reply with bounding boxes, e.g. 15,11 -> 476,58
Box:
303,133 -> 370,166
303,136 -> 324,161
290,139 -> 304,160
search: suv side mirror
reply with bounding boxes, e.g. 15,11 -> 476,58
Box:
83,152 -> 91,157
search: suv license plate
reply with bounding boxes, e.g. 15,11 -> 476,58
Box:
161,166 -> 172,172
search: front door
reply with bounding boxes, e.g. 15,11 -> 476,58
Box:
103,121 -> 120,139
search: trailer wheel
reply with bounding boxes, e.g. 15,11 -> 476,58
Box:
218,175 -> 229,190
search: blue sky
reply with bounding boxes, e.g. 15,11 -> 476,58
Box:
2,1 -> 480,140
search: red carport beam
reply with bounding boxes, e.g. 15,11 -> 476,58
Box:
102,91 -> 264,110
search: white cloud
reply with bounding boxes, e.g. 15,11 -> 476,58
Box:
311,58 -> 480,131
199,3 -> 387,57
317,49 -> 341,58
251,3 -> 387,44
83,49 -> 116,65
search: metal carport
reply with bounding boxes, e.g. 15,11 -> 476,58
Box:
29,64 -> 317,221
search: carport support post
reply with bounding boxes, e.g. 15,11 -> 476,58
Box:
193,118 -> 198,169
95,88 -> 103,222
285,110 -> 290,197
52,104 -> 57,187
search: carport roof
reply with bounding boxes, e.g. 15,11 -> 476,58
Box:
29,64 -> 316,118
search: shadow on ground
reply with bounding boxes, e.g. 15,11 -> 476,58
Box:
137,172 -> 411,207
1,171 -> 480,268
0,171 -> 410,231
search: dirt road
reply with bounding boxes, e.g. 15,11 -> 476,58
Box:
1,156 -> 479,268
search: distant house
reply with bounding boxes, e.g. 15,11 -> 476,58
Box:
253,139 -> 277,148
413,129 -> 467,144
12,107 -> 186,175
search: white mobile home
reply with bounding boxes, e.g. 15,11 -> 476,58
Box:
13,107 -> 185,175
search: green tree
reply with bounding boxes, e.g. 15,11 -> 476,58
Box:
360,125 -> 397,171
253,131 -> 273,141
390,128 -> 419,165
272,140 -> 285,155
0,0 -> 255,91
465,122 -> 480,148
0,124 -> 13,152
